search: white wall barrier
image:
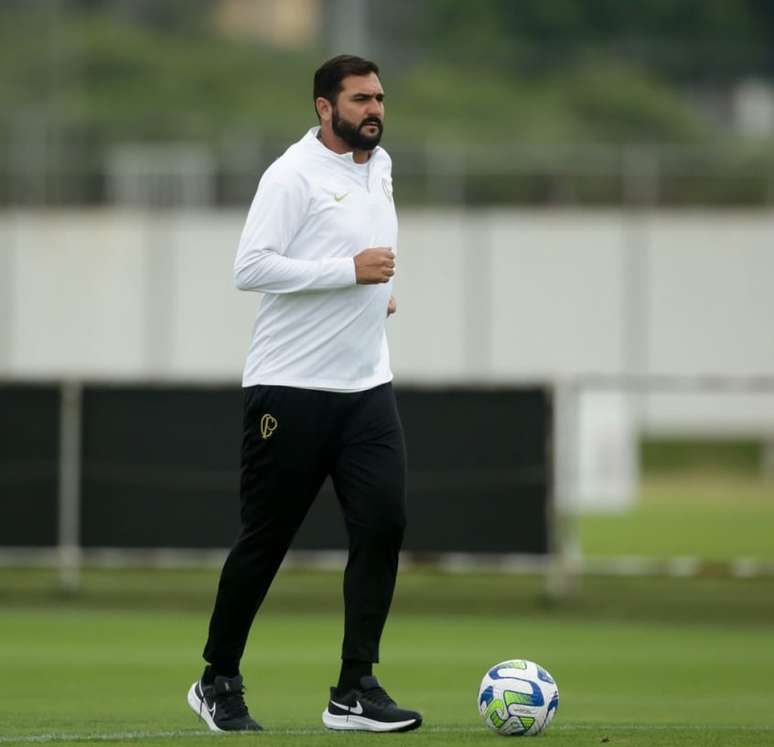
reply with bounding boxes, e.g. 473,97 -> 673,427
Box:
2,207 -> 773,516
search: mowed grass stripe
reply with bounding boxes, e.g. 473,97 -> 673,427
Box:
3,568 -> 774,627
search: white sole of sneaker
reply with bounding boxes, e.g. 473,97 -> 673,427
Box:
187,682 -> 225,733
322,709 -> 420,732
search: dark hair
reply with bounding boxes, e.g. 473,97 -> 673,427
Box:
313,54 -> 380,115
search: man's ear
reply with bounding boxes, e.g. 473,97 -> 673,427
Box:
315,96 -> 332,123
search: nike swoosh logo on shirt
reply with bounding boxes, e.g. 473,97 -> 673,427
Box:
330,699 -> 364,715
334,192 -> 349,202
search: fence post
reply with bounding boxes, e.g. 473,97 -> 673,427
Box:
546,380 -> 582,600
58,380 -> 83,591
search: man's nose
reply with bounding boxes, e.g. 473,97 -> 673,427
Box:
366,99 -> 383,117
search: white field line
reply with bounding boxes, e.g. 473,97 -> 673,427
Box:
2,723 -> 773,743
0,734 -> 209,745
0,727 -> 483,744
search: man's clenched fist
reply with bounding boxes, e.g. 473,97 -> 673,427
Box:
354,247 -> 395,284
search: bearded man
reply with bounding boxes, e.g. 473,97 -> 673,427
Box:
186,55 -> 421,735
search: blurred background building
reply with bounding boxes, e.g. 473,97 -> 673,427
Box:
2,0 -> 774,208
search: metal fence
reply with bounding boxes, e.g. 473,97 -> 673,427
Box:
4,374 -> 774,596
2,140 -> 774,208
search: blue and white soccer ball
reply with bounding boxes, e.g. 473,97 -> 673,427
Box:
478,659 -> 559,736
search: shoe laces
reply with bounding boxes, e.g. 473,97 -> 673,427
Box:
213,682 -> 249,719
362,684 -> 396,708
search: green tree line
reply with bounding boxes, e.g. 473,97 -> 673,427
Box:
7,0 -> 773,146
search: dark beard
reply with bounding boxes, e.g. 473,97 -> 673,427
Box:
331,109 -> 383,151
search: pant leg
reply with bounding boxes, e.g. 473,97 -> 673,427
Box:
330,384 -> 407,663
203,385 -> 329,669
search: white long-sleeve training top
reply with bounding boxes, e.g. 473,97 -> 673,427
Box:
234,127 -> 397,392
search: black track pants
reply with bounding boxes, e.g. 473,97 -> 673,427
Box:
202,382 -> 407,669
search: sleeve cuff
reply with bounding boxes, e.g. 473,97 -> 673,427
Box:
322,256 -> 357,288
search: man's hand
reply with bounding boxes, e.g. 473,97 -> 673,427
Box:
387,296 -> 397,316
354,247 -> 395,284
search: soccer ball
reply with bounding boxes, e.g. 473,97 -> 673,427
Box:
478,659 -> 559,736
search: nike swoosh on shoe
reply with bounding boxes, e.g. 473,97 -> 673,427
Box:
330,699 -> 364,715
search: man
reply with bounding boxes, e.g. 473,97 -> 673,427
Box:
186,55 -> 422,734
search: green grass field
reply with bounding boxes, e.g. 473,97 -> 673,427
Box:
1,566 -> 773,747
2,469 -> 773,746
580,473 -> 774,561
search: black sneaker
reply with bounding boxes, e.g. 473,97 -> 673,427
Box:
187,673 -> 262,732
322,675 -> 422,732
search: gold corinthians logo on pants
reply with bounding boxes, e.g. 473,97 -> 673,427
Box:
260,413 -> 278,439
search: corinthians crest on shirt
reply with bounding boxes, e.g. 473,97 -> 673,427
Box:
382,177 -> 393,201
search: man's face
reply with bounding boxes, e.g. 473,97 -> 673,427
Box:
330,72 -> 385,151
